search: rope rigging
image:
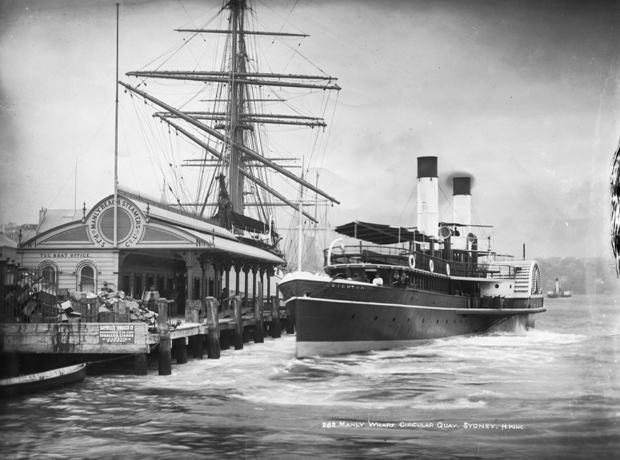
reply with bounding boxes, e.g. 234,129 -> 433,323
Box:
119,0 -> 340,269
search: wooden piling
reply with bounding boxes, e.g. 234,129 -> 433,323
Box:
174,338 -> 188,364
232,295 -> 244,350
157,299 -> 172,375
242,328 -> 251,343
270,292 -> 281,338
134,353 -> 148,376
189,335 -> 203,359
185,300 -> 201,323
205,297 -> 221,359
219,331 -> 231,350
253,282 -> 264,343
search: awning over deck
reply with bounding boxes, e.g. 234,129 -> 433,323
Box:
335,221 -> 424,245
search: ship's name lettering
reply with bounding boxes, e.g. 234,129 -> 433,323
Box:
40,253 -> 91,258
329,283 -> 366,290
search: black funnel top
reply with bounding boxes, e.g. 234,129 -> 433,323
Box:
417,157 -> 438,178
453,177 -> 471,195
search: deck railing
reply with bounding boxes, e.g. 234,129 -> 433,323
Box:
324,245 -> 515,279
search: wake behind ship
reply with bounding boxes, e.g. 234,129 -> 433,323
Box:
279,156 -> 545,358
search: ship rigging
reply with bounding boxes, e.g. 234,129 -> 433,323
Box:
119,0 -> 341,262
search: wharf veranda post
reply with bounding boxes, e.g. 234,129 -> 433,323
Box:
0,192 -> 284,376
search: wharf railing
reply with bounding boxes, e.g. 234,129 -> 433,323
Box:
325,245 -> 516,279
1,262 -> 285,326
1,263 -> 56,324
0,263 -> 133,324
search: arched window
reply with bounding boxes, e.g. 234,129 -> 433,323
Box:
42,265 -> 57,286
38,260 -> 59,290
79,265 -> 95,292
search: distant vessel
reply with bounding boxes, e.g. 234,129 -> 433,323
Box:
279,157 -> 546,358
547,278 -> 572,298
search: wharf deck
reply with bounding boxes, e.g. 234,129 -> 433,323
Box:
0,293 -> 295,379
1,311 -> 289,355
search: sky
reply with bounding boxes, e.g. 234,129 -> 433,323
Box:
1,0 -> 620,263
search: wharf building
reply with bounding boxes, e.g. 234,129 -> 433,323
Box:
16,191 -> 284,315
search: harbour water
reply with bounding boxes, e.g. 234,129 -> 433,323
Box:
1,295 -> 619,459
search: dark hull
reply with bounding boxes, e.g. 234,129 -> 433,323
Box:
280,279 -> 469,307
280,278 -> 545,357
0,363 -> 87,398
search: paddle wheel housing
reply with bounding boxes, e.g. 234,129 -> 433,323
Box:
487,260 -> 542,298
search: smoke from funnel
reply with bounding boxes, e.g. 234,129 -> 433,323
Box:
444,171 -> 476,190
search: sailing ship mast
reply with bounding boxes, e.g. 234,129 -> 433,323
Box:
119,0 -> 340,248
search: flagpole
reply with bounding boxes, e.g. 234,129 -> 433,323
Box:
113,3 -> 119,248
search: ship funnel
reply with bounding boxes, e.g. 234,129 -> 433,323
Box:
452,177 -> 471,229
416,157 -> 439,238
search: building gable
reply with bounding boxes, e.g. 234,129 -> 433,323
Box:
141,226 -> 191,244
40,226 -> 90,243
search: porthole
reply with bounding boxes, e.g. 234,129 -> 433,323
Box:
351,314 -> 356,319
374,316 -> 378,321
495,284 -> 499,289
392,318 -> 396,322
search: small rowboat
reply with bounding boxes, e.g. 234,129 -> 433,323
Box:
0,363 -> 87,398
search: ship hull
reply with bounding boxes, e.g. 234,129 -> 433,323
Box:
280,277 -> 544,358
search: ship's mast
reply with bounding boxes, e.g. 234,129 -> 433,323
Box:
228,0 -> 243,214
121,0 -> 340,231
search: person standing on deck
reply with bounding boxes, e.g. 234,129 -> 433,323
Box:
399,271 -> 409,288
372,272 -> 384,286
